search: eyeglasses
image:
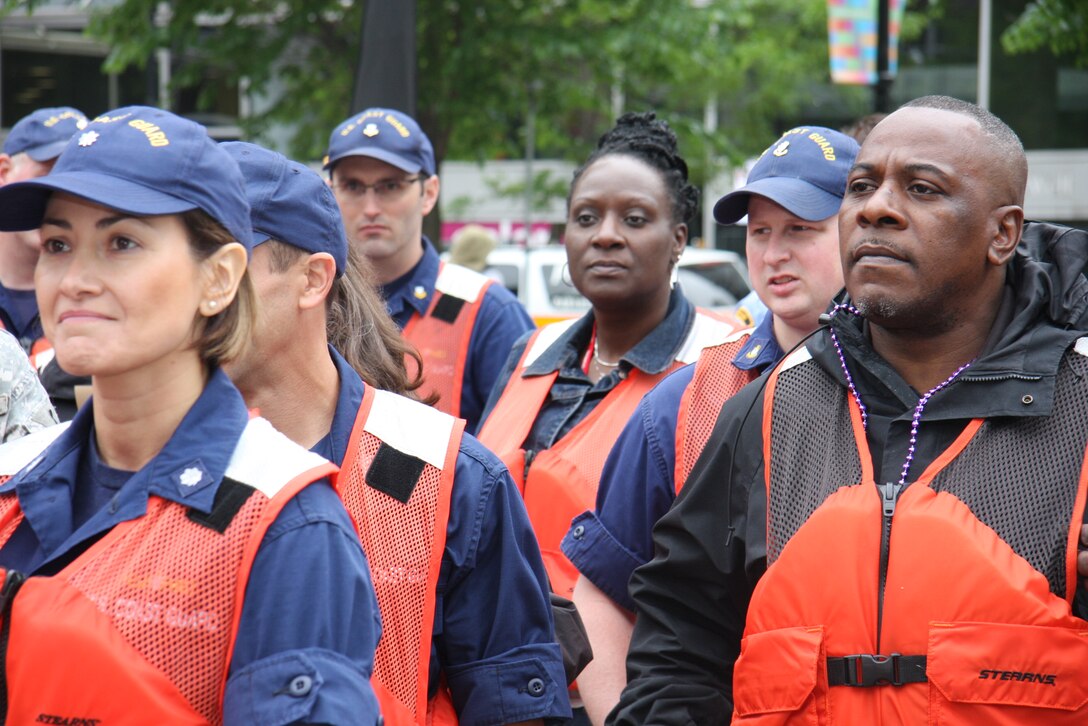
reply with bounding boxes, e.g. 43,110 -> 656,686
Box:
332,175 -> 423,201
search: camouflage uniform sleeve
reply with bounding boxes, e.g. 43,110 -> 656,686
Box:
0,331 -> 58,442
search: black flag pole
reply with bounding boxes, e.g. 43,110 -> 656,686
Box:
351,0 -> 417,116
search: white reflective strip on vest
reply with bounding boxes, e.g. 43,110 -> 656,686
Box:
674,313 -> 742,365
225,417 -> 334,498
363,389 -> 456,470
435,263 -> 490,303
523,319 -> 578,369
1075,337 -> 1088,357
778,344 -> 814,372
0,421 -> 70,477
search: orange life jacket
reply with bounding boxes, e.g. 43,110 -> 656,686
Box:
732,343 -> 1088,725
478,310 -> 737,598
0,418 -> 337,726
402,262 -> 493,419
673,330 -> 756,494
337,386 -> 463,726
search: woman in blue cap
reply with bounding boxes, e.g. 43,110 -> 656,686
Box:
0,107 -> 381,725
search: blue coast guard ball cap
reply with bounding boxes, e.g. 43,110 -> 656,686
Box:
3,107 -> 88,162
223,141 -> 348,277
324,107 -> 435,176
714,126 -> 860,225
0,106 -> 252,251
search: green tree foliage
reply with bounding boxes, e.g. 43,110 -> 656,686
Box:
3,0 -> 882,181
1002,0 -> 1088,68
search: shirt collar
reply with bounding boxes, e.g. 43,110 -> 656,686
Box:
2,368 -> 249,516
379,238 -> 439,319
733,312 -> 785,371
524,287 -> 695,376
323,345 -> 366,465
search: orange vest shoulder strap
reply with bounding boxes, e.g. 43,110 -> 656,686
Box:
339,386 -> 463,725
402,262 -> 494,418
475,320 -> 574,490
673,329 -> 757,493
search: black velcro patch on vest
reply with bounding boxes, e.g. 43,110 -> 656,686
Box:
366,443 -> 426,504
187,477 -> 257,534
430,294 -> 466,324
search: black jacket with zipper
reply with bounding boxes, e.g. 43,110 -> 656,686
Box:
608,221 -> 1088,726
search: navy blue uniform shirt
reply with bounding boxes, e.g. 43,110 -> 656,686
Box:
380,239 -> 534,434
0,281 -> 43,354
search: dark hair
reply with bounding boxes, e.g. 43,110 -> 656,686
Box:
326,243 -> 430,399
262,239 -> 429,399
180,209 -> 257,369
900,95 -> 1027,204
568,111 -> 699,226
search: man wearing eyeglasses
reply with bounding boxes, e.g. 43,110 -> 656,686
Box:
326,108 -> 534,434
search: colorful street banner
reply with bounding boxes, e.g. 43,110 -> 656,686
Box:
828,0 -> 906,85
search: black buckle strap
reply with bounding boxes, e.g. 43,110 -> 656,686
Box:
827,654 -> 928,687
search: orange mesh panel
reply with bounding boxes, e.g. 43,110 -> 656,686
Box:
403,284 -> 489,418
675,338 -> 757,492
62,492 -> 271,725
340,429 -> 450,723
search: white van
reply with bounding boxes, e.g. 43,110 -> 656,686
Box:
479,245 -> 750,326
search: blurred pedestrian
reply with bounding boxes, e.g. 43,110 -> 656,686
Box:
448,224 -> 498,272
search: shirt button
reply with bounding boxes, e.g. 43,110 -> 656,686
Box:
287,675 -> 313,697
527,677 -> 545,697
572,524 -> 585,539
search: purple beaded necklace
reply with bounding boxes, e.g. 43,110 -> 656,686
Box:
827,304 -> 973,486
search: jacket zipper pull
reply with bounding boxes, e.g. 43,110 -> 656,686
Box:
876,482 -> 903,652
881,482 -> 902,518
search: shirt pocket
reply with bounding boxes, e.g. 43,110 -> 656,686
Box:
733,625 -> 828,724
927,621 -> 1088,725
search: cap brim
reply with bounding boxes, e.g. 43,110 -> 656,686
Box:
24,140 -> 70,163
323,147 -> 423,174
713,177 -> 842,225
0,171 -> 197,231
